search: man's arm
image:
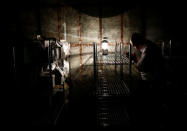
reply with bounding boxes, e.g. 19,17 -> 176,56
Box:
136,51 -> 146,69
126,52 -> 138,63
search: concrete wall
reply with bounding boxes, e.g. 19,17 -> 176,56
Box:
8,4 -> 170,55
17,5 -> 143,41
124,6 -> 143,43
40,8 -> 58,38
144,6 -> 165,42
20,8 -> 38,39
81,13 -> 100,43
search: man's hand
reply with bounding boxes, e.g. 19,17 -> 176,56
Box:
126,52 -> 138,63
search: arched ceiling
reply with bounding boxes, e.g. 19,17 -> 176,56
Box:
38,0 -> 139,17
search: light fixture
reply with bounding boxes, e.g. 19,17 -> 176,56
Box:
102,41 -> 108,50
101,37 -> 109,55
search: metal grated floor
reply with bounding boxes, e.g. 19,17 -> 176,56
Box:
97,53 -> 129,65
96,103 -> 130,128
95,53 -> 130,128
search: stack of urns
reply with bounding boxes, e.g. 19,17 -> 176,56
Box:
50,39 -> 70,85
56,40 -> 70,82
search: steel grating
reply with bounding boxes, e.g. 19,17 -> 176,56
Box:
96,101 -> 130,128
96,68 -> 129,97
97,53 -> 129,65
95,52 -> 130,128
96,79 -> 129,97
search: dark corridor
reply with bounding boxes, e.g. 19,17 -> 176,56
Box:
7,0 -> 187,129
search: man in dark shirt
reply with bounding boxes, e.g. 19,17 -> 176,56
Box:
130,32 -> 164,82
129,33 -> 166,128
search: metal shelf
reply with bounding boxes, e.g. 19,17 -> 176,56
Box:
96,53 -> 129,65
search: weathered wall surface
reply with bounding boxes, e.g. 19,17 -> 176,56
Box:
40,8 -> 58,39
8,4 -> 170,56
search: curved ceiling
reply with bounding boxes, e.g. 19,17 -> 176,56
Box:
62,0 -> 137,17
72,4 -> 134,18
14,0 -> 139,17
38,0 -> 138,17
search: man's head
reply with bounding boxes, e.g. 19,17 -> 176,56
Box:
130,32 -> 145,49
